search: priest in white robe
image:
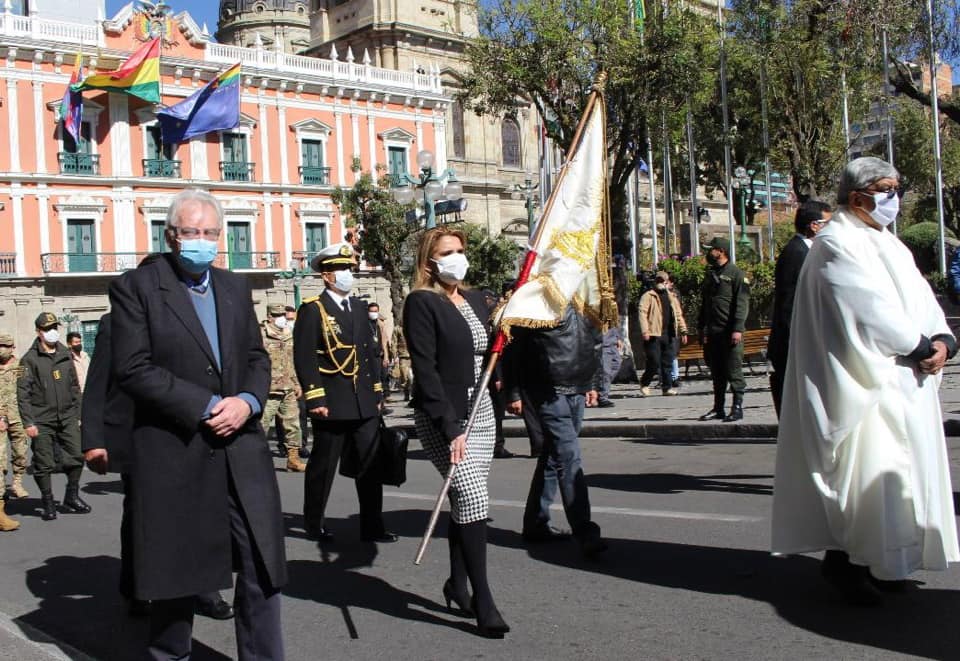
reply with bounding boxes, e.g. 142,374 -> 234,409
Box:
771,156 -> 959,606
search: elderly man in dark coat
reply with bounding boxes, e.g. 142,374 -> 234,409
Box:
109,190 -> 287,660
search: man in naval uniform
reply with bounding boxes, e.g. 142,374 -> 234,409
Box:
293,242 -> 395,544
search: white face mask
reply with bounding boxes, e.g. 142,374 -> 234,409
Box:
432,252 -> 469,284
273,316 -> 288,329
863,191 -> 899,227
368,312 -> 379,321
332,269 -> 354,293
41,329 -> 60,345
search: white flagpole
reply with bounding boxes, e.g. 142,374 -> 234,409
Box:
760,62 -> 775,260
718,2 -> 735,261
881,29 -> 898,235
926,0 -> 947,275
686,102 -> 699,256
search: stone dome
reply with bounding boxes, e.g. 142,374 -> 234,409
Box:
219,1 -> 307,18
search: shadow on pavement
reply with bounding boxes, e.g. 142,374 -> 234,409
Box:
81,479 -> 124,496
283,534 -> 477,638
486,526 -> 960,660
587,472 -> 773,496
18,554 -> 230,660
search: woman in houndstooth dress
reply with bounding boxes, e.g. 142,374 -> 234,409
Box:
403,228 -> 509,638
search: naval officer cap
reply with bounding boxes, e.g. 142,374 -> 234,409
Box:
311,242 -> 355,272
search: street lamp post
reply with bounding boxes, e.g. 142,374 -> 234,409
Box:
511,172 -> 539,238
733,166 -> 752,256
391,150 -> 463,229
276,257 -> 311,308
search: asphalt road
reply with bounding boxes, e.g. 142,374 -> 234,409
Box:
2,381 -> 960,660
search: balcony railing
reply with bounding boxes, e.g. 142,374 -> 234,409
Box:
389,171 -> 409,188
214,252 -> 280,271
0,253 -> 16,275
41,252 -> 280,274
58,152 -> 100,175
299,166 -> 331,186
143,159 -> 182,178
291,251 -> 321,269
220,161 -> 255,182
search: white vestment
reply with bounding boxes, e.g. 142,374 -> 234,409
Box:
771,208 -> 959,580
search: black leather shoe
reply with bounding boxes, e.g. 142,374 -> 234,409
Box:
41,494 -> 57,521
699,409 -> 724,421
522,525 -> 572,543
493,447 -> 516,459
579,536 -> 609,558
195,596 -> 235,620
597,399 -> 615,408
62,487 -> 92,514
821,550 -> 883,606
307,526 -> 335,542
723,407 -> 744,423
361,531 -> 399,543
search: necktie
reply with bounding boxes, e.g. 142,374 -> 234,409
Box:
341,299 -> 350,314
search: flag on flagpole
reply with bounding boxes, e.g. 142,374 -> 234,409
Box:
59,51 -> 84,143
74,38 -> 161,103
496,85 -> 617,337
156,63 -> 241,143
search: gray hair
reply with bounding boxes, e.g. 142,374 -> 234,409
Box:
837,157 -> 899,205
165,189 -> 224,230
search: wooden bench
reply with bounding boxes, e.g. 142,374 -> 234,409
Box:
676,328 -> 770,376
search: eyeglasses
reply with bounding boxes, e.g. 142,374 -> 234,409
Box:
175,227 -> 221,240
860,187 -> 899,199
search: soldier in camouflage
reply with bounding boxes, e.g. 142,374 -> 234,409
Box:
0,333 -> 29,500
261,304 -> 306,472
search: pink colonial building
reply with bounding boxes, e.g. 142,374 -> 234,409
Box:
0,2 -> 446,348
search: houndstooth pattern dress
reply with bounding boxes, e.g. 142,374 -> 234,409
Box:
414,301 -> 496,524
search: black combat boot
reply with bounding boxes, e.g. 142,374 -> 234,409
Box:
62,484 -> 92,514
41,491 -> 57,521
724,394 -> 744,422
699,392 -> 726,421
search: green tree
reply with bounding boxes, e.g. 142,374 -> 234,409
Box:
462,224 -> 522,295
330,169 -> 415,328
460,0 -> 715,257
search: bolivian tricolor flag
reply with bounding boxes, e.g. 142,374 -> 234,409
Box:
74,38 -> 160,103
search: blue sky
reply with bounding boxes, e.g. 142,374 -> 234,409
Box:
105,1 -> 220,36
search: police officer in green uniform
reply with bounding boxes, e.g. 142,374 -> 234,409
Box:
17,312 -> 91,520
293,243 -> 395,543
697,237 -> 750,422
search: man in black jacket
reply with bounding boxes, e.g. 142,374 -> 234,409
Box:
17,312 -> 89,521
505,305 -> 607,557
768,201 -> 832,416
293,242 -> 394,544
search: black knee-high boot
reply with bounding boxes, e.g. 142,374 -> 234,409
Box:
442,521 -> 473,615
458,520 -> 509,637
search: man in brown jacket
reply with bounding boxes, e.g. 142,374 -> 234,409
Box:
638,271 -> 688,396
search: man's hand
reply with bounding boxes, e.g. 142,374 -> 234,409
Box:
494,379 -> 503,392
294,387 -> 302,399
309,406 -> 329,418
205,396 -> 252,437
84,448 -> 109,475
449,433 -> 467,465
507,399 -> 522,415
642,333 -> 651,341
731,331 -> 743,346
25,425 -> 38,438
680,333 -> 688,346
919,340 -> 949,375
585,390 -> 599,407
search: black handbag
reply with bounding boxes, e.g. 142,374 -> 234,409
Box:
338,417 -> 408,487
376,418 -> 408,487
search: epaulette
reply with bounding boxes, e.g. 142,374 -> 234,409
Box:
302,296 -> 319,304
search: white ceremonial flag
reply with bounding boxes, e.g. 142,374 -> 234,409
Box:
497,91 -> 613,335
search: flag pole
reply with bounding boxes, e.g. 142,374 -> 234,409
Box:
414,76 -> 609,565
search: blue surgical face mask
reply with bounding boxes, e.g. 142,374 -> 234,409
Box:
178,238 -> 219,272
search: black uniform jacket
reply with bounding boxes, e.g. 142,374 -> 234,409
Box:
109,253 -> 286,601
80,313 -> 134,473
17,338 -> 80,426
767,234 -> 809,373
293,289 -> 383,422
403,288 -> 489,442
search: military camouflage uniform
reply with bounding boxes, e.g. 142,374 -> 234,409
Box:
261,318 -> 302,452
0,354 -> 29,484
392,327 -> 413,400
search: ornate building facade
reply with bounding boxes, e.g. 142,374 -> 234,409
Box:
303,0 -> 541,237
216,0 -> 311,55
0,2 -> 447,348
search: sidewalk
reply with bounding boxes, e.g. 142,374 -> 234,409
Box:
384,360 -> 960,441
